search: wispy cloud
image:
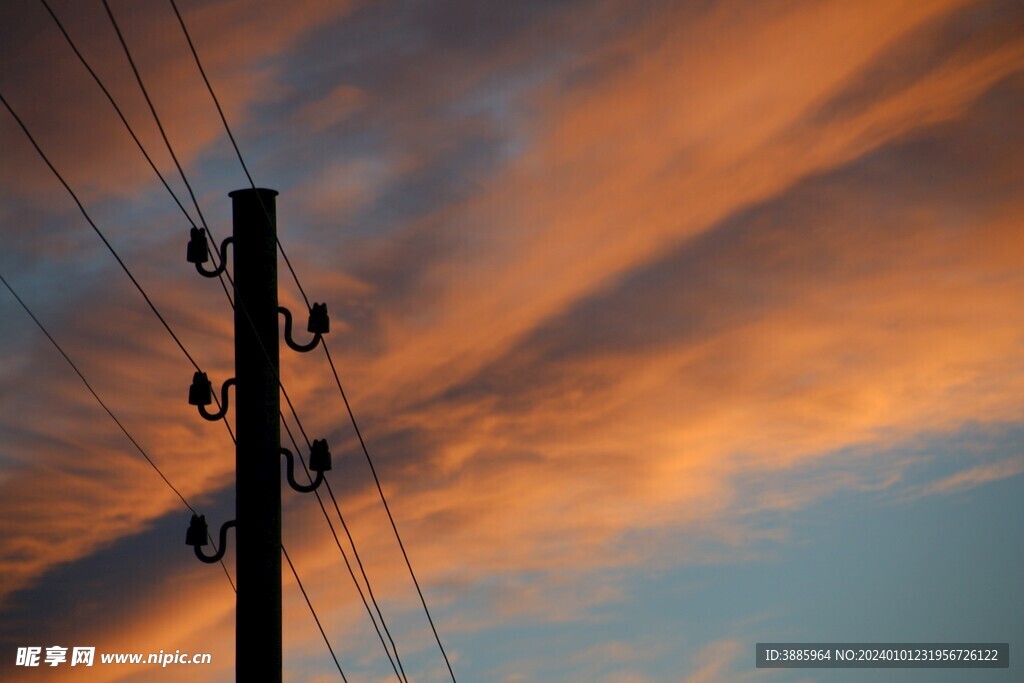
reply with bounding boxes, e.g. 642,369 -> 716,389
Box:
911,457 -> 1024,499
1,0 -> 1023,680
680,639 -> 742,683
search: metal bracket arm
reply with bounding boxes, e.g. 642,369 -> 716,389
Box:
198,377 -> 236,422
194,236 -> 234,278
194,519 -> 237,564
278,306 -> 323,353
280,447 -> 325,493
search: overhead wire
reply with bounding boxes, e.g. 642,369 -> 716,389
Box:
282,543 -> 349,682
0,62 -> 239,590
233,279 -> 413,679
167,0 -> 311,310
282,413 -> 408,683
67,6 -> 403,676
0,270 -> 236,593
0,271 -> 193,513
0,86 -> 235,445
26,51 -> 362,668
38,0 -> 199,231
101,0 -> 211,241
93,4 -> 408,675
0,89 -> 201,373
39,0 -> 240,363
166,3 -> 457,679
12,6 -> 377,667
96,0 -> 236,310
38,0 -> 238,317
38,0 -> 242,436
322,342 -> 458,682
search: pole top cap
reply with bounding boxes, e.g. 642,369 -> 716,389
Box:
228,187 -> 278,199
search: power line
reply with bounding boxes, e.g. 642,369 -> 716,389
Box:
97,0 -> 237,311
0,269 -> 236,593
39,0 -> 236,310
101,0 -> 211,238
211,209 -> 411,678
38,0 -> 199,230
8,13 -> 374,671
166,0 -> 253,195
0,86 -> 236,446
181,212 -> 408,678
0,270 -> 193,512
67,7 -> 395,669
165,4 -> 456,677
0,88 -> 203,373
167,0 -> 312,310
213,262 -> 411,679
323,342 -> 458,682
281,374 -> 410,682
324,475 -> 410,683
282,417 -> 408,683
2,219 -> 344,683
282,543 -> 349,682
4,9 -> 242,580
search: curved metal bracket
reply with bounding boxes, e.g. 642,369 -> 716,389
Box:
195,519 -> 237,564
198,377 -> 236,422
195,236 -> 234,279
280,447 -> 325,493
279,306 -> 322,353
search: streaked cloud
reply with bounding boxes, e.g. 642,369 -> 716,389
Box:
681,639 -> 742,683
1,0 -> 1022,680
911,457 -> 1024,499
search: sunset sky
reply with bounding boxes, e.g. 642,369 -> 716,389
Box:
1,0 -> 1022,681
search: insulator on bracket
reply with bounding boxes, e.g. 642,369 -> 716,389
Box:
188,229 -> 232,278
308,303 -> 330,335
281,439 -> 331,493
185,514 -> 208,547
186,228 -> 209,264
188,372 -> 213,406
190,375 -> 235,422
309,439 -> 332,472
186,514 -> 235,564
279,304 -> 327,353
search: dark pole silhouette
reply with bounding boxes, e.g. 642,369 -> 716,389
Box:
185,189 -> 334,678
231,188 -> 282,682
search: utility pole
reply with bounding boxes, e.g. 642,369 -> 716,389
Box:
230,187 -> 282,682
184,188 -> 330,682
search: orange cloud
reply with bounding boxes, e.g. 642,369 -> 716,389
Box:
0,0 -> 356,201
680,639 -> 743,683
3,0 -> 1024,680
